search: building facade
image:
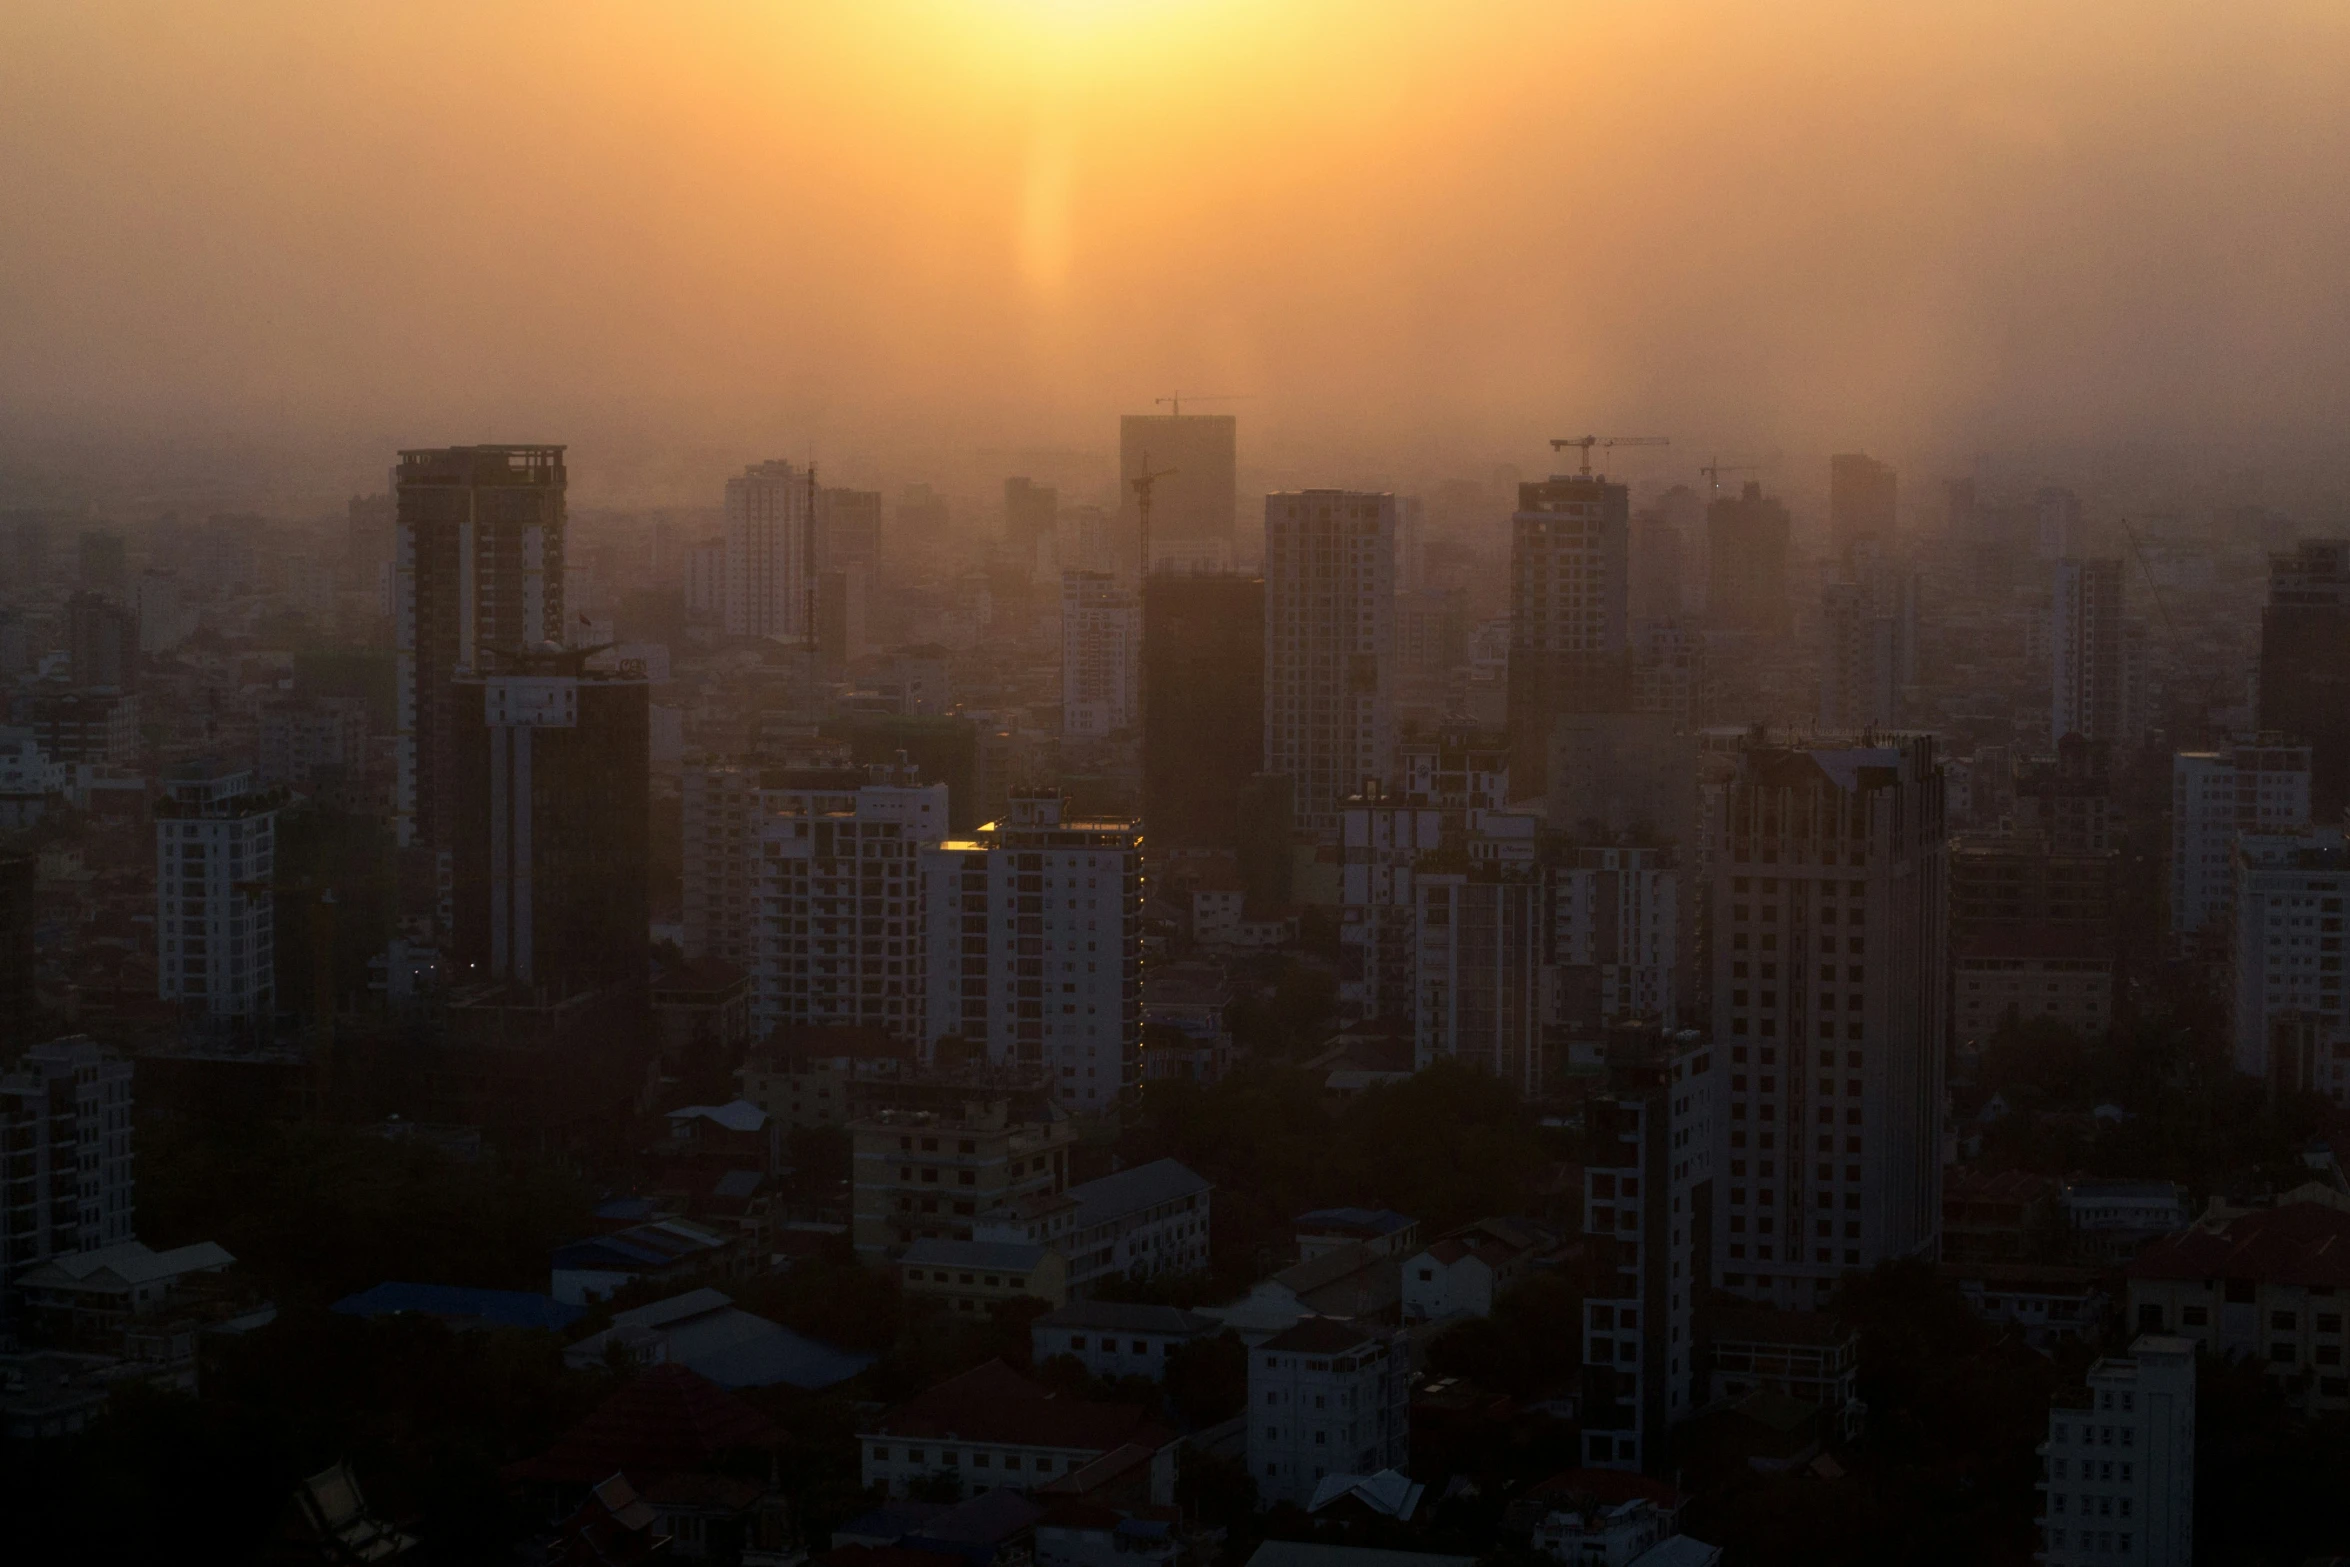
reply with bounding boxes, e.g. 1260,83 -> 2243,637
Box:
1141,573 -> 1264,851
2257,538 -> 2350,818
850,1101 -> 1074,1258
2051,558 -> 2130,747
1708,734 -> 1947,1313
2227,827 -> 2349,1087
1061,572 -> 1140,740
1247,1317 -> 1411,1508
0,1037 -> 136,1281
155,765 -> 284,1022
2171,738 -> 2311,938
394,444 -> 567,849
2038,1336 -> 2194,1567
1508,474 -> 1631,799
1120,413 -> 1237,574
723,459 -> 816,643
1263,492 -> 1396,835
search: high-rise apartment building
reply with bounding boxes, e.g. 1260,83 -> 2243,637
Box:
135,569 -> 188,654
1508,475 -> 1631,799
257,698 -> 369,796
67,592 -> 138,692
681,761 -> 763,969
1338,793 -> 1444,1023
1264,492 -> 1396,835
1120,414 -> 1236,574
2257,539 -> 2350,818
1060,572 -> 1140,740
1828,453 -> 1897,566
394,444 -> 568,850
2038,1336 -> 2194,1567
1708,734 -> 1946,1312
849,1099 -> 1076,1259
684,538 -> 725,619
2035,485 -> 2084,561
1948,829 -> 2118,1045
2052,558 -> 2131,747
2171,738 -> 2311,938
1005,478 -> 1058,573
155,764 -> 283,1023
820,487 -> 884,570
2227,827 -> 2349,1088
0,1037 -> 136,1279
750,764 -> 949,1045
1414,859 -> 1546,1096
449,647 -> 648,994
723,459 -> 815,644
1551,845 -> 1681,1031
1142,574 -> 1264,851
921,792 -> 1141,1112
77,530 -> 127,598
0,855 -> 33,1044
1578,1025 -> 1715,1470
1705,482 -> 1791,637
1818,582 -> 1901,731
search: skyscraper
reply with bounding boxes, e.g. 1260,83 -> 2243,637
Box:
1705,481 -> 1792,636
1264,491 -> 1396,834
1828,452 -> 1897,566
2052,557 -> 2129,746
1709,733 -> 1946,1313
449,646 -> 648,994
155,763 -> 284,1023
1142,574 -> 1265,851
1060,571 -> 1140,740
723,459 -> 815,644
1005,477 -> 1058,574
67,591 -> 138,692
820,487 -> 884,570
2171,737 -> 2311,938
921,791 -> 1141,1111
1120,413 -> 1237,574
0,1038 -> 135,1278
2257,538 -> 2350,818
394,444 -> 568,850
1818,582 -> 1900,730
1508,474 -> 1631,798
1414,859 -> 1546,1095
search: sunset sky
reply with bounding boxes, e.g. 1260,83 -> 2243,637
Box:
4,1 -> 2348,502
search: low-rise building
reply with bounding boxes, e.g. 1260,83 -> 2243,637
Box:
2126,1193 -> 2350,1409
1030,1300 -> 1223,1382
1212,1242 -> 1403,1343
1705,1307 -> 1859,1414
851,1099 -> 1075,1259
2037,1335 -> 2194,1567
2061,1179 -> 2189,1263
1246,1316 -> 1411,1509
16,1240 -> 236,1340
1295,1208 -> 1419,1260
550,1217 -> 740,1305
1942,1169 -> 2059,1263
859,1359 -> 1178,1501
900,1238 -> 1069,1313
1945,1262 -> 2110,1350
1400,1220 -> 1545,1323
1518,1469 -> 1690,1566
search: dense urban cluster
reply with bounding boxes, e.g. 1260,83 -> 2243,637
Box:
3,421 -> 2348,1567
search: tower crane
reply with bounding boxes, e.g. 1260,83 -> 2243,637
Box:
1153,393 -> 1250,417
1130,456 -> 1178,582
1699,458 -> 1760,497
1550,435 -> 1670,478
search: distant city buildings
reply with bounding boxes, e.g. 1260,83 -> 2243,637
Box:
1704,482 -> 1791,638
2226,826 -> 2349,1088
2171,737 -> 2311,937
2051,557 -> 2134,748
1060,571 -> 1139,740
2257,538 -> 2350,818
1828,452 -> 1897,568
1142,573 -> 1264,852
723,459 -> 815,644
1120,413 -> 1237,574
1507,474 -> 1630,799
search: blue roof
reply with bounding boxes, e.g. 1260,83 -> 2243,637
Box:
332,1282 -> 584,1333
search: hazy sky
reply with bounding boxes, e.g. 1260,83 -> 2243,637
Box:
4,1 -> 2349,504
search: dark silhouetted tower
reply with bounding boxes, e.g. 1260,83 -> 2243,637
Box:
1143,574 -> 1265,849
1830,453 -> 1897,567
1705,482 -> 1792,637
2259,539 -> 2350,818
1508,474 -> 1630,798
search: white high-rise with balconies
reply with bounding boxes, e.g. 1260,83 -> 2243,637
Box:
155,764 -> 281,1023
2171,738 -> 2311,938
724,459 -> 815,642
1060,571 -> 1139,740
2037,1335 -> 2194,1567
1263,491 -> 1396,836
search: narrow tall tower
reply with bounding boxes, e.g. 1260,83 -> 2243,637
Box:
394,445 -> 567,850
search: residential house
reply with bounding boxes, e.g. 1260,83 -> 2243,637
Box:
974,1159 -> 1212,1297
859,1360 -> 1179,1502
1400,1220 -> 1547,1322
2062,1179 -> 2189,1263
1030,1300 -> 1223,1382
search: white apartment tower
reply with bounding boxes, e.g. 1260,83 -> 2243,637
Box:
2038,1335 -> 2194,1567
155,764 -> 282,1023
752,765 -> 950,1044
1247,1317 -> 1411,1508
1579,1027 -> 1716,1471
1264,491 -> 1396,835
2226,826 -> 2349,1090
724,459 -> 815,643
0,1037 -> 136,1279
2171,738 -> 2311,938
1709,734 -> 1947,1312
1060,571 -> 1140,740
921,792 -> 1141,1112
2052,558 -> 2131,747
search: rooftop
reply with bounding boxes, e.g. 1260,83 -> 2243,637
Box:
863,1359 -> 1175,1453
1262,1316 -> 1387,1355
2128,1199 -> 2350,1288
1067,1159 -> 1211,1225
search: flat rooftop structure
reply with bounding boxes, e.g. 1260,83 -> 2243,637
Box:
396,444 -> 566,486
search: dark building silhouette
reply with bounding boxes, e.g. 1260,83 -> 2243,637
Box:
0,853 -> 33,1044
77,531 -> 126,598
1142,573 -> 1265,850
450,646 -> 647,994
1508,475 -> 1631,798
1003,477 -> 1058,567
1829,452 -> 1897,567
1120,413 -> 1238,571
819,487 -> 883,569
1706,481 -> 1792,637
2259,538 -> 2350,817
395,445 -> 568,850
66,592 -> 137,691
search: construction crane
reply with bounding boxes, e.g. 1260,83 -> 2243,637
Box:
1153,393 -> 1250,416
1549,435 -> 1670,478
1699,457 -> 1760,497
1130,456 -> 1178,582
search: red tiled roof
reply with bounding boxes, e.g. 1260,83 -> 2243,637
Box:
2127,1201 -> 2350,1288
866,1360 -> 1174,1453
507,1364 -> 780,1485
